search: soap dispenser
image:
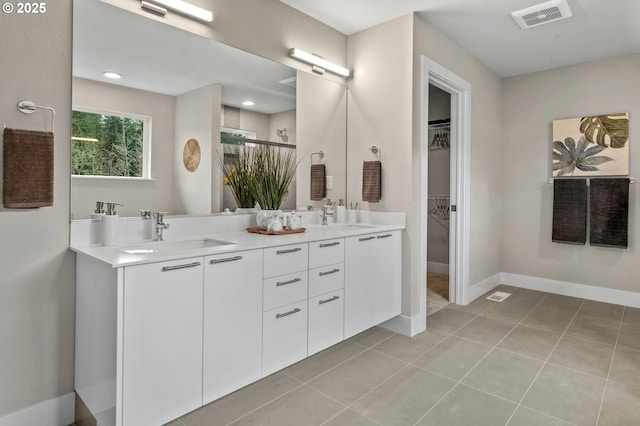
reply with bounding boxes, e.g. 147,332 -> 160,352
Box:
91,201 -> 105,220
102,202 -> 123,246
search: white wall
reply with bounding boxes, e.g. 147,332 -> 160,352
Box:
71,78 -> 176,218
0,0 -> 75,417
502,54 -> 640,292
0,0 -> 347,421
174,84 -> 222,215
297,71 -> 347,209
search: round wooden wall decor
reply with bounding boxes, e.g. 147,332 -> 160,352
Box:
183,138 -> 201,172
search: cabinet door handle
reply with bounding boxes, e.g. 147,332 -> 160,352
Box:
209,255 -> 243,264
319,241 -> 340,248
161,262 -> 201,271
319,295 -> 340,305
377,234 -> 393,239
276,307 -> 301,319
319,268 -> 340,277
359,236 -> 376,242
276,247 -> 302,255
276,277 -> 302,287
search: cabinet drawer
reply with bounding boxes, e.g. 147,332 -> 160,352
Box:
308,263 -> 344,298
263,300 -> 308,376
308,289 -> 344,356
309,238 -> 344,269
263,243 -> 308,278
263,271 -> 308,311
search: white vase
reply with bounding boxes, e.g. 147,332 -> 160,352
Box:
256,209 -> 283,230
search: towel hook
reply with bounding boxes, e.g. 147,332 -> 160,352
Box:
17,100 -> 55,133
311,151 -> 325,164
369,145 -> 381,159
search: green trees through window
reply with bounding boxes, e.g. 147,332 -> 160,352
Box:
72,110 -> 147,177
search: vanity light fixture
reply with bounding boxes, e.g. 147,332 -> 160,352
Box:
142,0 -> 214,23
242,100 -> 255,106
288,48 -> 350,78
103,71 -> 122,79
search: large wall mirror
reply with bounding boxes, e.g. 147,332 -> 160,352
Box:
71,0 -> 347,219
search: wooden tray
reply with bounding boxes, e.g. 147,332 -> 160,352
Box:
247,227 -> 306,235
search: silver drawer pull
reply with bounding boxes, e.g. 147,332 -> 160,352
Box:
276,247 -> 302,255
359,236 -> 375,242
162,262 -> 201,271
276,277 -> 302,287
319,295 -> 340,305
377,234 -> 393,239
319,268 -> 340,277
319,241 -> 340,248
210,255 -> 243,264
276,307 -> 301,319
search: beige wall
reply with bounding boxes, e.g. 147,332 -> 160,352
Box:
413,14 -> 503,302
174,84 -> 222,215
297,71 -> 347,208
0,0 -> 346,419
502,54 -> 640,291
71,78 -> 176,218
0,0 -> 75,416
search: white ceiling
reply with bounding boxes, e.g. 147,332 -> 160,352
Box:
73,0 -> 296,114
278,0 -> 640,77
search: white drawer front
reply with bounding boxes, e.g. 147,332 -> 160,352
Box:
263,243 -> 308,278
308,263 -> 344,298
308,289 -> 344,356
263,271 -> 308,311
263,300 -> 308,376
309,238 -> 344,269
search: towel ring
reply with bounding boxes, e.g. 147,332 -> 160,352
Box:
311,151 -> 325,164
17,100 -> 56,133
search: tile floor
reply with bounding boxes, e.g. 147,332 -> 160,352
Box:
161,285 -> 640,426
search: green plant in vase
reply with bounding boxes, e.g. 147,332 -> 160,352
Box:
215,145 -> 257,209
249,144 -> 298,210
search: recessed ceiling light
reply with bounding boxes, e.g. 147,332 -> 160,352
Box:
242,100 -> 255,106
103,71 -> 122,79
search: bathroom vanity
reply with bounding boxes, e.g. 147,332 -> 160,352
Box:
72,214 -> 403,426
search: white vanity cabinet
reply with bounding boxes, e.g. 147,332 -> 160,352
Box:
262,243 -> 309,376
122,257 -> 204,426
203,250 -> 263,404
308,238 -> 345,355
344,230 -> 402,339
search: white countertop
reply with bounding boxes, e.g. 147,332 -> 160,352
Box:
71,223 -> 405,268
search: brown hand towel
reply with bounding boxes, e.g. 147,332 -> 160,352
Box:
310,164 -> 326,201
589,178 -> 629,249
552,179 -> 586,245
3,128 -> 54,208
362,161 -> 381,202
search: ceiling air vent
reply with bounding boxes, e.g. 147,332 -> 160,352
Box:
511,0 -> 573,29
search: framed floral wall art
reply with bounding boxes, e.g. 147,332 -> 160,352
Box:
552,113 -> 629,176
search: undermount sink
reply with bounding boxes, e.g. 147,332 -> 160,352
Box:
119,238 -> 234,254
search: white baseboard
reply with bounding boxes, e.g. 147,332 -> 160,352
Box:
465,273 -> 502,305
380,314 -> 424,337
502,273 -> 640,308
0,393 -> 75,426
427,261 -> 449,275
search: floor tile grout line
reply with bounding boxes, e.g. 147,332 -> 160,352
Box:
221,381 -> 307,426
594,305 -> 625,426
411,291 -> 551,426
319,407 -> 385,426
503,298 -> 586,426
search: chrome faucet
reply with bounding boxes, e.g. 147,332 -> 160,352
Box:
153,212 -> 170,241
321,202 -> 334,225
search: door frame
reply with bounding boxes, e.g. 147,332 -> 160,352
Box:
419,56 -> 471,328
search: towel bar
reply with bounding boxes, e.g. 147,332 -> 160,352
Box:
17,100 -> 56,133
547,177 -> 635,185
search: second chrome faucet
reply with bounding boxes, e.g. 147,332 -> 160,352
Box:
153,212 -> 170,241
